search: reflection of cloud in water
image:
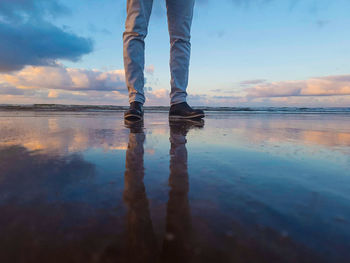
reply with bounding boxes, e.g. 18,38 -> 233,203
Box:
48,118 -> 59,132
301,130 -> 350,147
201,114 -> 350,161
0,113 -> 170,155
0,115 -> 129,154
0,113 -> 350,160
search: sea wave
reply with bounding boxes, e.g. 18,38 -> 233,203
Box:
0,104 -> 350,113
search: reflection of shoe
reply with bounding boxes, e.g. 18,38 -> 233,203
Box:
124,119 -> 144,133
124,101 -> 144,121
169,102 -> 205,120
169,119 -> 204,135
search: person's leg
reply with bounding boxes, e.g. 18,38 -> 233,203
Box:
166,0 -> 195,106
123,0 -> 154,105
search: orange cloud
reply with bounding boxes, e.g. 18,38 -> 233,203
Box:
48,90 -> 59,98
145,65 -> 155,75
245,75 -> 350,98
0,65 -> 126,92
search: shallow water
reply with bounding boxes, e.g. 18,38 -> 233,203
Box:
0,111 -> 350,263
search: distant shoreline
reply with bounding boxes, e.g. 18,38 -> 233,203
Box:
0,104 -> 349,113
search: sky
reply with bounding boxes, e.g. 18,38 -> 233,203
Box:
0,0 -> 350,107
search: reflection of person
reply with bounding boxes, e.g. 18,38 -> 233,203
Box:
123,0 -> 205,121
123,121 -> 157,263
160,120 -> 203,262
123,119 -> 204,262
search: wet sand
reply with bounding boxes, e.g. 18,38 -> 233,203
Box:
0,111 -> 350,263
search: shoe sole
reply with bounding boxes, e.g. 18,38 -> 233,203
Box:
124,114 -> 143,121
169,113 -> 205,120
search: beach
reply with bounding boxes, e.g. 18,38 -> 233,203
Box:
0,110 -> 350,262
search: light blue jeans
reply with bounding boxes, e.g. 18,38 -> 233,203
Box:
123,0 -> 195,105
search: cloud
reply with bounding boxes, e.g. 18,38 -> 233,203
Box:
1,65 -> 126,93
0,83 -> 35,96
225,0 -> 328,14
145,65 -> 155,75
48,90 -> 59,98
190,74 -> 350,107
213,95 -> 240,100
0,0 -> 70,21
0,64 -> 172,106
245,75 -> 350,98
0,0 -> 93,72
239,79 -> 267,86
210,89 -> 223,92
87,23 -> 111,35
144,88 -> 169,105
316,19 -> 330,28
0,22 -> 93,72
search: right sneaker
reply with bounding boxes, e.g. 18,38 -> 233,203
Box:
169,102 -> 205,120
124,101 -> 144,121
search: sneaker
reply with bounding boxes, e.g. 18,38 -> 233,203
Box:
124,101 -> 144,121
169,102 -> 205,120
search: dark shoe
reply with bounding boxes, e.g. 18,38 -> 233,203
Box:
124,101 -> 144,121
169,102 -> 205,120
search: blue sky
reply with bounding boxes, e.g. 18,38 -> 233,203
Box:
0,0 -> 350,106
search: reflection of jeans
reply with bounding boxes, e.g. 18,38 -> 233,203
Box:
123,125 -> 193,262
123,0 -> 195,105
124,131 -> 157,263
161,126 -> 192,263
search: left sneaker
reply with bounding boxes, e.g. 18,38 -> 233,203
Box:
169,102 -> 205,120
